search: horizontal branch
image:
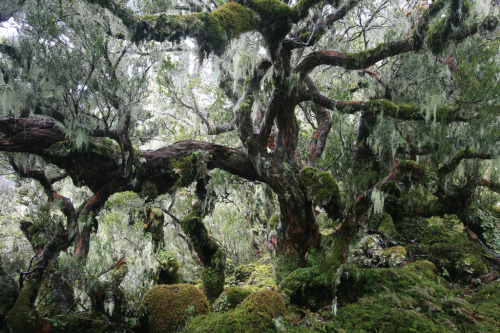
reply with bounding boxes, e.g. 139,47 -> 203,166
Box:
298,92 -> 467,122
437,148 -> 491,176
87,0 -> 259,55
0,117 -> 260,197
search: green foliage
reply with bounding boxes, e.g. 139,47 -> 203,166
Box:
143,284 -> 209,333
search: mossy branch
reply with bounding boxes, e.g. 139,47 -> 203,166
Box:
297,92 -> 467,123
87,1 -> 259,55
292,0 -> 497,74
437,148 -> 492,176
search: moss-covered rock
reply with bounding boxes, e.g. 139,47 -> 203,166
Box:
186,289 -> 286,333
143,284 -> 209,333
279,264 -> 332,310
212,287 -> 253,312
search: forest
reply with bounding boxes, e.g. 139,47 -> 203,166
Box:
0,0 -> 499,332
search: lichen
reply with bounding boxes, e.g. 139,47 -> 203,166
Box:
143,284 -> 209,333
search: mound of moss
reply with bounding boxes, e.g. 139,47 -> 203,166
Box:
283,261 -> 499,332
143,284 -> 209,333
187,289 -> 286,332
212,287 -> 253,312
396,215 -> 489,282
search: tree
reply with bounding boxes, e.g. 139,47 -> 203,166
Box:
1,0 -> 499,329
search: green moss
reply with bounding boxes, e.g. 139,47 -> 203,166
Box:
187,290 -> 286,333
328,261 -> 499,332
274,253 -> 301,284
143,284 -> 209,333
426,18 -> 448,55
253,0 -> 291,20
45,314 -> 109,333
6,280 -> 43,333
395,216 -> 490,282
212,287 -> 253,312
368,212 -> 397,237
279,264 -> 332,310
381,245 -> 407,267
202,249 -> 226,303
267,213 -> 279,229
235,264 -> 256,282
156,251 -> 181,285
299,167 -> 340,205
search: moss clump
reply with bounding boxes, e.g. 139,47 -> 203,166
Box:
368,212 -> 397,237
426,18 -> 448,55
299,167 -> 340,205
186,290 -> 286,333
155,251 -> 180,285
143,284 -> 209,333
212,287 -> 253,312
267,213 -> 279,229
381,245 -> 407,267
279,264 -> 332,310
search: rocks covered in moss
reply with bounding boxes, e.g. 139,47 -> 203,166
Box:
279,264 -> 332,311
396,215 -> 490,282
143,284 -> 209,333
186,289 -> 286,333
329,261 -> 499,332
